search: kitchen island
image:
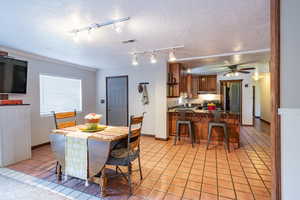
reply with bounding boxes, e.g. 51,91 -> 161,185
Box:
168,109 -> 240,148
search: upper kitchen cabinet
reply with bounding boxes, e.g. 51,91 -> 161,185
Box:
198,75 -> 217,93
186,74 -> 199,98
167,63 -> 187,97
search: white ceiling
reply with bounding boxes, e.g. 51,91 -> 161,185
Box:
0,0 -> 270,69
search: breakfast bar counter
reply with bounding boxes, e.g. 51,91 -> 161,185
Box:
168,110 -> 240,148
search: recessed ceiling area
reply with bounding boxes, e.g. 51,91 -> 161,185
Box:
174,49 -> 270,74
0,0 -> 270,69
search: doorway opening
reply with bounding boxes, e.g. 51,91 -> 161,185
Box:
220,80 -> 243,123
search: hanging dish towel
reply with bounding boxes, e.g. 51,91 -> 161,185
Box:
65,133 -> 89,186
141,84 -> 149,105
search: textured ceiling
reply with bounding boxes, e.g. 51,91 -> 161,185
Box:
0,0 -> 270,69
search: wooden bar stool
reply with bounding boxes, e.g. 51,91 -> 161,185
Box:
174,109 -> 195,147
206,111 -> 230,152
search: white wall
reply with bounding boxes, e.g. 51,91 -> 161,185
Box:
96,61 -> 167,139
254,82 -> 261,117
2,49 -> 97,146
281,1 -> 300,199
218,72 -> 254,125
259,73 -> 271,122
279,109 -> 300,200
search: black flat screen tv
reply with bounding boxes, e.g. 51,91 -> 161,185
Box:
0,57 -> 28,94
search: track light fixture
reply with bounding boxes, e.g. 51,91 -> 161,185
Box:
168,50 -> 176,62
150,53 -> 157,64
70,17 -> 130,42
131,45 -> 184,66
113,22 -> 122,33
73,31 -> 79,43
132,54 -> 138,66
87,28 -> 92,41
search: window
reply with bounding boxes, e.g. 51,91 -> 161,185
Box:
40,74 -> 82,115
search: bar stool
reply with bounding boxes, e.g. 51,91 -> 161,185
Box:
206,110 -> 230,152
174,109 -> 195,147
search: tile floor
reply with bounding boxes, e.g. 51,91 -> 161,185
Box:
7,122 -> 271,200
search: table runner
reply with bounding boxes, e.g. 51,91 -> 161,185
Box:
64,132 -> 89,185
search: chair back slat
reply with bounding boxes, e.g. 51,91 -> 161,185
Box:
130,116 -> 143,125
57,121 -> 76,129
128,113 -> 144,152
130,128 -> 141,138
52,110 -> 77,129
55,111 -> 76,119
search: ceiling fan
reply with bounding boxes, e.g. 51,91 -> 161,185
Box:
223,64 -> 255,76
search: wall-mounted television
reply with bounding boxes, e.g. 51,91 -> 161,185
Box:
0,57 -> 28,94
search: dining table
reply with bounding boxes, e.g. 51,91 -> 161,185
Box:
49,124 -> 129,196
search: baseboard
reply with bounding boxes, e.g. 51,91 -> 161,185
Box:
141,133 -> 155,137
31,142 -> 50,150
242,124 -> 254,127
260,118 -> 271,124
141,133 -> 169,141
155,137 -> 169,141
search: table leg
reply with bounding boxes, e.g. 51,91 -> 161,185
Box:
99,167 -> 108,197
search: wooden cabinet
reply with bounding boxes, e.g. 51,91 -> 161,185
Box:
168,64 -> 216,97
186,74 -> 199,98
167,63 -> 187,97
198,75 -> 217,92
168,112 -> 240,148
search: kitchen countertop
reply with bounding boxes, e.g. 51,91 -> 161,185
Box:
168,108 -> 239,115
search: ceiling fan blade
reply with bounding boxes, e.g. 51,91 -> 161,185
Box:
239,67 -> 255,70
223,71 -> 231,76
238,70 -> 250,74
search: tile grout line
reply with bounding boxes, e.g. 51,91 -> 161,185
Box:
215,146 -> 220,200
136,141 -> 180,199
241,127 -> 272,172
224,146 -> 239,200
164,144 -> 190,199
198,144 -> 209,199
233,147 -> 257,200
239,134 -> 271,196
0,168 -> 94,200
180,143 -> 200,200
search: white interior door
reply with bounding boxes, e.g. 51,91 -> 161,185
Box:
106,76 -> 128,126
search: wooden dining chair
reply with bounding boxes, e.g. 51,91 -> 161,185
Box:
51,110 -> 77,177
52,110 -> 77,129
106,113 -> 145,195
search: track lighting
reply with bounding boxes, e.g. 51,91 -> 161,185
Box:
113,23 -> 122,33
131,45 -> 183,66
132,54 -> 138,66
87,28 -> 92,41
169,50 -> 176,62
150,53 -> 157,64
73,32 -> 79,43
69,17 -> 130,42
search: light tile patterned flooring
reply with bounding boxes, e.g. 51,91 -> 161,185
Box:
7,121 -> 271,200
